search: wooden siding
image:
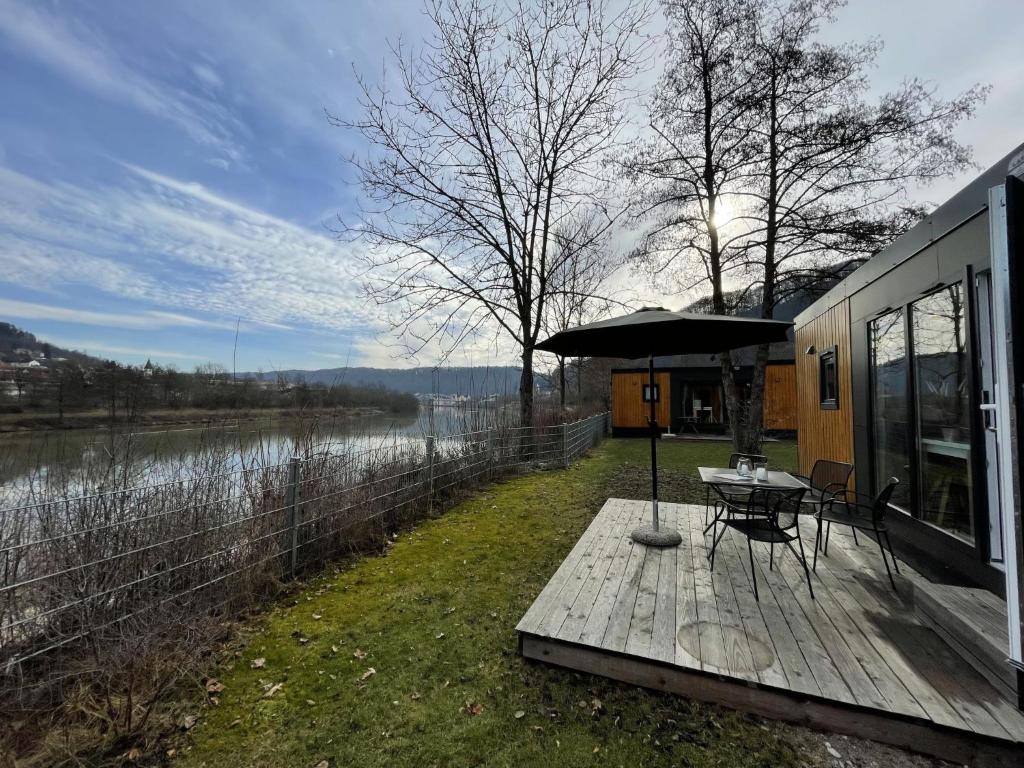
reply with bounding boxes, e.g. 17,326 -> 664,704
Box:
762,363 -> 797,430
611,372 -> 670,428
795,299 -> 854,478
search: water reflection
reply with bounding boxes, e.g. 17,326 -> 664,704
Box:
0,406 -> 498,505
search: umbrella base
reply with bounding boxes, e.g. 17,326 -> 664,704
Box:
630,524 -> 682,548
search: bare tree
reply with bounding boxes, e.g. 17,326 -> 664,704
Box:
337,0 -> 652,425
621,0 -> 763,447
542,213 -> 630,412
625,0 -> 985,452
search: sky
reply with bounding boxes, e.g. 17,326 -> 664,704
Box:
0,0 -> 1022,372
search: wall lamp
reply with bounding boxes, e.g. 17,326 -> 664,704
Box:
804,345 -> 816,355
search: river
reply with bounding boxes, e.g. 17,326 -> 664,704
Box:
0,405 -> 499,505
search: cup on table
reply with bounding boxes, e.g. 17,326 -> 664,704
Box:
755,463 -> 768,481
736,458 -> 753,477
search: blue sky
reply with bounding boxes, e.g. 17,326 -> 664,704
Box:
0,0 -> 1022,371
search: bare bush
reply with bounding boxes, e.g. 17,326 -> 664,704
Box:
0,412 -> 608,763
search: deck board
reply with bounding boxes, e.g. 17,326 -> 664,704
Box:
518,498 -> 1024,762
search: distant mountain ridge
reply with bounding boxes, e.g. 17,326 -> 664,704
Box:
243,366 -> 524,396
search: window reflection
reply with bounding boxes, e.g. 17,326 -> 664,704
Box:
911,284 -> 973,543
869,308 -> 911,508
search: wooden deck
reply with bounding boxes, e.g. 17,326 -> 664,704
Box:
517,499 -> 1024,766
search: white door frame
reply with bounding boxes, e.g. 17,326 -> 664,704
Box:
988,184 -> 1022,667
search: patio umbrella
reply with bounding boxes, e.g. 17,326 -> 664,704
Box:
536,307 -> 792,547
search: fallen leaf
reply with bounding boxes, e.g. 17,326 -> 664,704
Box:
435,632 -> 445,640
410,692 -> 422,700
465,701 -> 484,716
313,761 -> 330,768
306,699 -> 316,706
360,667 -> 377,681
312,613 -> 322,620
513,710 -> 526,719
263,683 -> 284,698
181,714 -> 198,731
250,657 -> 266,669
205,679 -> 225,694
353,648 -> 367,660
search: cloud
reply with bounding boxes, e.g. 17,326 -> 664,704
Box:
42,338 -> 204,363
0,298 -> 241,331
0,0 -> 244,165
0,162 -> 377,336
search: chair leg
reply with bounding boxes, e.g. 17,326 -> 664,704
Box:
851,527 -> 860,546
769,540 -> 775,570
873,529 -> 897,591
746,535 -> 759,602
703,500 -> 720,535
813,517 -> 822,571
789,535 -> 815,600
704,486 -> 710,527
824,521 -> 831,556
709,518 -> 721,571
883,530 -> 900,574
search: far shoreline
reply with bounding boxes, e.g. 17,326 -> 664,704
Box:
0,404 -> 419,435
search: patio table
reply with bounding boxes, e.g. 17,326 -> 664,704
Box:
697,466 -> 808,532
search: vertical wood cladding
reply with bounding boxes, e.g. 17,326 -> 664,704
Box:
611,372 -> 671,428
795,300 -> 855,479
762,363 -> 797,430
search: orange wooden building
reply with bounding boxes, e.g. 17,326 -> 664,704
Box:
610,354 -> 797,435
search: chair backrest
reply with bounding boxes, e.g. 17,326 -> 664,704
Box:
760,487 -> 806,530
872,477 -> 900,524
809,459 -> 854,493
729,452 -> 768,469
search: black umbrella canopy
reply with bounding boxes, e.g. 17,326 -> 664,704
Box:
535,306 -> 793,548
535,307 -> 792,359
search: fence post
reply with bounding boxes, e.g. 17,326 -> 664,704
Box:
562,422 -> 570,468
426,435 -> 436,514
285,456 -> 301,579
486,428 -> 496,472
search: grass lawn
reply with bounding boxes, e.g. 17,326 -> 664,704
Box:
177,438 -> 820,768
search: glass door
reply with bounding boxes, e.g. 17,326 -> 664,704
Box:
909,284 -> 974,543
869,308 -> 912,509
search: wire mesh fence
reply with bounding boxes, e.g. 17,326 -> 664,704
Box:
0,412 -> 609,699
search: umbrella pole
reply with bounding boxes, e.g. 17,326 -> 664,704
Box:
629,354 -> 681,548
648,353 -> 659,531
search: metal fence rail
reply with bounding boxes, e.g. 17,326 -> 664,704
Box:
0,412 -> 609,683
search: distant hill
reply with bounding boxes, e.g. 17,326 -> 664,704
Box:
0,322 -> 102,365
243,366 -> 525,396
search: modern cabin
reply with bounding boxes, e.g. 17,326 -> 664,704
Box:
794,143 -> 1024,700
610,354 -> 797,435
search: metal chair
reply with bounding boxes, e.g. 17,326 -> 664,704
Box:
793,459 -> 853,513
703,452 -> 768,528
814,477 -> 901,590
709,486 -> 814,601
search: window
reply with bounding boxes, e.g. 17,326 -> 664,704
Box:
869,308 -> 911,509
642,384 -> 660,403
818,347 -> 839,409
911,284 -> 973,543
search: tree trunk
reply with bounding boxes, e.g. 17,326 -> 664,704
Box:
721,344 -> 770,454
519,346 -> 535,427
